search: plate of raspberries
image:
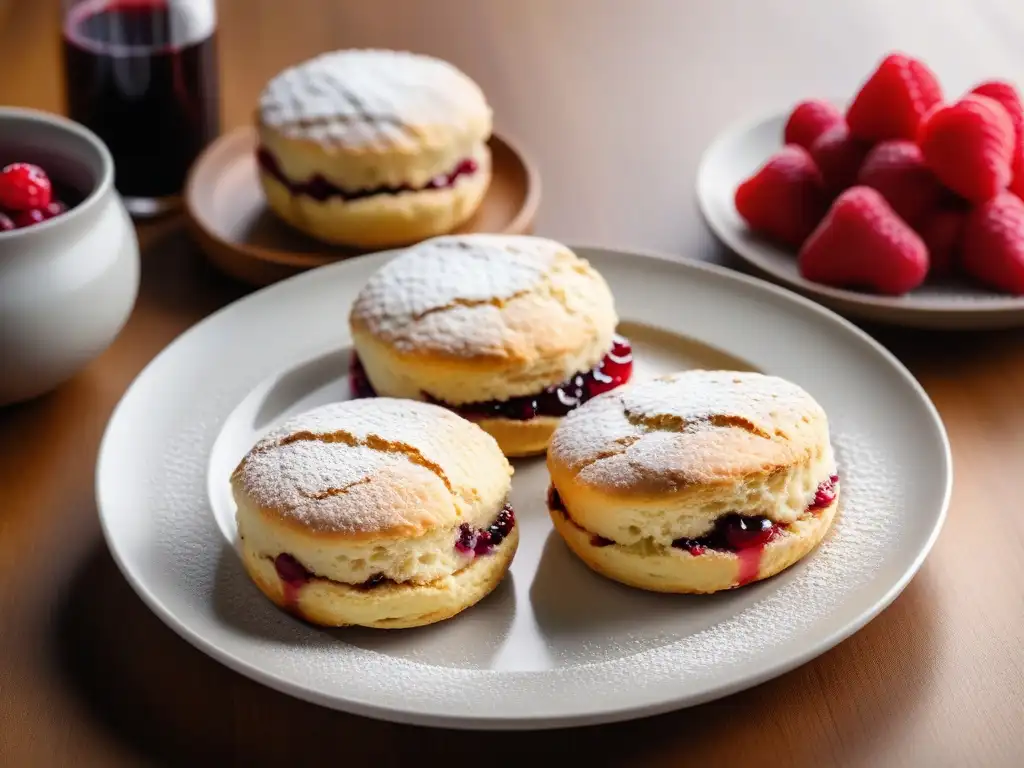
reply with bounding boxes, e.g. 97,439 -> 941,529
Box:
698,51 -> 1024,329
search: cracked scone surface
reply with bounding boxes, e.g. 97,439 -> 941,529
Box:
348,234 -> 618,405
546,371 -> 839,593
231,398 -> 516,627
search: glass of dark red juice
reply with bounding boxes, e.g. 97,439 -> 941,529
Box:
61,0 -> 220,217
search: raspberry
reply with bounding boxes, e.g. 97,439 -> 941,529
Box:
846,53 -> 943,141
12,209 -> 47,228
920,205 -> 967,278
0,163 -> 52,211
918,94 -> 1015,203
973,82 -> 1024,202
809,123 -> 872,193
961,192 -> 1024,295
798,186 -> 930,295
734,145 -> 829,247
783,100 -> 844,150
856,140 -> 943,226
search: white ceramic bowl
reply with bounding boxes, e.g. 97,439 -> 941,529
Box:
0,107 -> 139,406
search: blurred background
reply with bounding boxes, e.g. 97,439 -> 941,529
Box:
5,0 -> 1024,251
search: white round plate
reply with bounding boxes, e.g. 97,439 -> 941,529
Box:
697,109 -> 1024,329
96,246 -> 951,730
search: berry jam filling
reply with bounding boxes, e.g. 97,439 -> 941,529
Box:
257,147 -> 479,202
549,474 -> 839,556
273,553 -> 392,596
456,503 -> 516,556
348,336 -> 633,421
809,474 -> 840,510
670,514 -> 779,555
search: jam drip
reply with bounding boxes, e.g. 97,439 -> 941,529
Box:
257,147 -> 478,202
348,336 -> 633,421
456,503 -> 516,556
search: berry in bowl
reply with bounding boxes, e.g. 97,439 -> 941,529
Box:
698,52 -> 1024,328
0,162 -> 77,232
0,107 -> 139,406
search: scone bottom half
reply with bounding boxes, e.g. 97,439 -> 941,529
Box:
232,398 -> 518,629
544,370 -> 841,594
257,502 -> 517,629
547,477 -> 838,593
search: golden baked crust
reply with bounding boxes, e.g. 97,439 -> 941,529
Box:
349,234 -> 618,405
258,144 -> 490,248
257,48 -> 492,190
231,398 -> 512,542
549,495 -> 837,594
469,414 -> 561,458
241,524 -> 517,628
545,370 -> 839,593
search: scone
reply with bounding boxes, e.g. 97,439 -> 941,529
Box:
231,398 -> 517,628
348,234 -> 632,458
546,370 -> 839,593
256,49 -> 492,247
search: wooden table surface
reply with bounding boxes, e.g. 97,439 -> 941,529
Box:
2,1 -> 1023,765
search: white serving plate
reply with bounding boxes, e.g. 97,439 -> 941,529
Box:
697,109 -> 1024,329
96,245 -> 951,729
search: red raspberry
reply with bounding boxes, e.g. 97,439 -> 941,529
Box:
734,145 -> 829,248
970,81 -> 1024,201
42,201 -> 67,219
13,209 -> 47,228
920,205 -> 967,278
961,191 -> 1024,294
971,81 -> 1024,146
856,140 -> 943,226
918,94 -> 1015,203
784,100 -> 844,150
0,163 -> 52,211
1011,152 -> 1024,200
846,53 -> 943,142
798,186 -> 929,295
809,123 -> 872,193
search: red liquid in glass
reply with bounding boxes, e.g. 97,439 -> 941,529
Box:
62,0 -> 220,200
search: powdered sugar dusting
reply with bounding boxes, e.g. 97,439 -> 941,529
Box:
551,371 -> 827,489
259,49 -> 489,148
350,235 -> 588,356
235,398 -> 508,534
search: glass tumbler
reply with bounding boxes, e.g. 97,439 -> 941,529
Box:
61,0 -> 221,217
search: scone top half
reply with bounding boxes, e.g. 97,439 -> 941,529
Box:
257,49 -> 492,192
349,234 -> 626,405
231,398 -> 514,589
547,370 -> 839,547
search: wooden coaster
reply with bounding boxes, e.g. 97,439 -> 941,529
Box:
184,127 -> 540,286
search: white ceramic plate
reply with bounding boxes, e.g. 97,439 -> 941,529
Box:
697,109 -> 1024,329
96,246 -> 951,730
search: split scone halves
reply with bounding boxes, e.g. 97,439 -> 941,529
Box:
256,48 -> 492,247
231,398 -> 517,628
348,234 -> 633,457
546,370 -> 839,593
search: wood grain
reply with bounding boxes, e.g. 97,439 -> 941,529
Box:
1,0 -> 1022,765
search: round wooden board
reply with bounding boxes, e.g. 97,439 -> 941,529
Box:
184,127 -> 540,286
